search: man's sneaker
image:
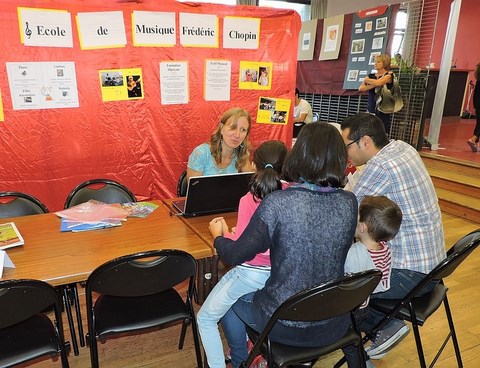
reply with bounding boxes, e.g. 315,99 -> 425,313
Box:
366,319 -> 410,359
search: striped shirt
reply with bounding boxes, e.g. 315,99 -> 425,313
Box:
368,241 -> 392,290
353,140 -> 446,274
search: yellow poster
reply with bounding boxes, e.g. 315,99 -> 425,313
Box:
0,89 -> 4,121
99,68 -> 144,102
239,61 -> 272,90
257,97 -> 291,124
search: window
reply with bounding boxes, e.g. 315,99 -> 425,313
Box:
258,0 -> 311,22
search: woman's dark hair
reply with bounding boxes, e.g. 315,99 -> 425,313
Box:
341,112 -> 390,149
283,123 -> 346,188
250,140 -> 287,201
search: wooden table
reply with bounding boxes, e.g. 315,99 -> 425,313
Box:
0,200 -> 213,286
162,198 -> 238,302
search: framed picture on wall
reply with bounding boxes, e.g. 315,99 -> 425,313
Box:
376,17 -> 387,30
351,39 -> 365,54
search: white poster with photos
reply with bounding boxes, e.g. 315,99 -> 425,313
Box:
6,61 -> 79,110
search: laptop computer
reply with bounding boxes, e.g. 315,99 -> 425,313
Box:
172,172 -> 253,217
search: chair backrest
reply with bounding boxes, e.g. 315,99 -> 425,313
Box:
64,178 -> 136,208
177,170 -> 188,197
312,112 -> 320,123
270,270 -> 382,324
378,228 -> 480,320
0,279 -> 60,329
0,191 -> 48,218
86,249 -> 197,297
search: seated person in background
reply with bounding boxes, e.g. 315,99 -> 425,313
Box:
293,87 -> 313,124
345,195 -> 403,295
340,112 -> 445,360
187,107 -> 253,180
198,140 -> 288,368
209,123 -> 363,368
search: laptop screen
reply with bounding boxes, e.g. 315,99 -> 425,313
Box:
174,172 -> 253,217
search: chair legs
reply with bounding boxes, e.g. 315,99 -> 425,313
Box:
61,286 -> 79,356
444,296 -> 463,367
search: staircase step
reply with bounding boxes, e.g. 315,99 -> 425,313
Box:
421,152 -> 480,222
435,188 -> 480,221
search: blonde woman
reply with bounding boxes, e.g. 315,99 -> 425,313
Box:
187,107 -> 252,180
359,54 -> 394,134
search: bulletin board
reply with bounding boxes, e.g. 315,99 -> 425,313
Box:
0,0 -> 301,210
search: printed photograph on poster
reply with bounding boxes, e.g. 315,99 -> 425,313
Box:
347,70 -> 359,82
239,61 -> 272,90
365,21 -> 372,32
256,97 -> 291,124
99,68 -> 144,101
302,32 -> 311,51
351,39 -> 365,54
126,75 -> 142,98
376,17 -> 387,30
369,52 -> 381,65
372,37 -> 384,50
324,24 -> 339,52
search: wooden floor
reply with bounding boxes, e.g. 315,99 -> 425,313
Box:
22,212 -> 480,368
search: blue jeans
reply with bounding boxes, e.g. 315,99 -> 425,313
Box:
197,265 -> 270,368
222,292 -> 364,368
361,268 -> 438,332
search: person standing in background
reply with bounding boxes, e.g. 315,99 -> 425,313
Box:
467,63 -> 480,152
359,54 -> 394,135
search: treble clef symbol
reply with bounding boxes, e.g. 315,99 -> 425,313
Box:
25,22 -> 32,39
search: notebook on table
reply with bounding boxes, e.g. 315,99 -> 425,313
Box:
172,172 -> 253,217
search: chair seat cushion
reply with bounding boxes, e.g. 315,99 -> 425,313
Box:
0,314 -> 59,367
369,284 -> 448,325
94,288 -> 189,337
247,326 -> 361,367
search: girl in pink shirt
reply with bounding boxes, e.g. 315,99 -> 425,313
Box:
197,140 -> 287,368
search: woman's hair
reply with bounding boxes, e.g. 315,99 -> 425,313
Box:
377,54 -> 391,70
250,140 -> 288,201
359,195 -> 402,242
475,63 -> 480,80
210,107 -> 251,171
283,123 -> 347,188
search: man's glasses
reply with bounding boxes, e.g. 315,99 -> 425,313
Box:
346,137 -> 361,148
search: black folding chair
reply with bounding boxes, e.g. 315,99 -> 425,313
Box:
177,170 -> 188,197
0,192 -> 81,356
85,249 -> 203,368
0,279 -> 70,367
0,191 -> 48,218
364,229 -> 480,368
64,178 -> 136,208
241,270 -> 382,368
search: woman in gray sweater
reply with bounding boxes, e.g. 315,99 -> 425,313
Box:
209,123 -> 360,367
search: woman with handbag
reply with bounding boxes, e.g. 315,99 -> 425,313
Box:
359,54 -> 394,134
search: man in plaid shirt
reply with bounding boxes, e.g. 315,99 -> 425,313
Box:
341,112 -> 446,360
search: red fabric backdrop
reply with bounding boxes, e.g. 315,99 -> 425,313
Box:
0,0 -> 300,211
